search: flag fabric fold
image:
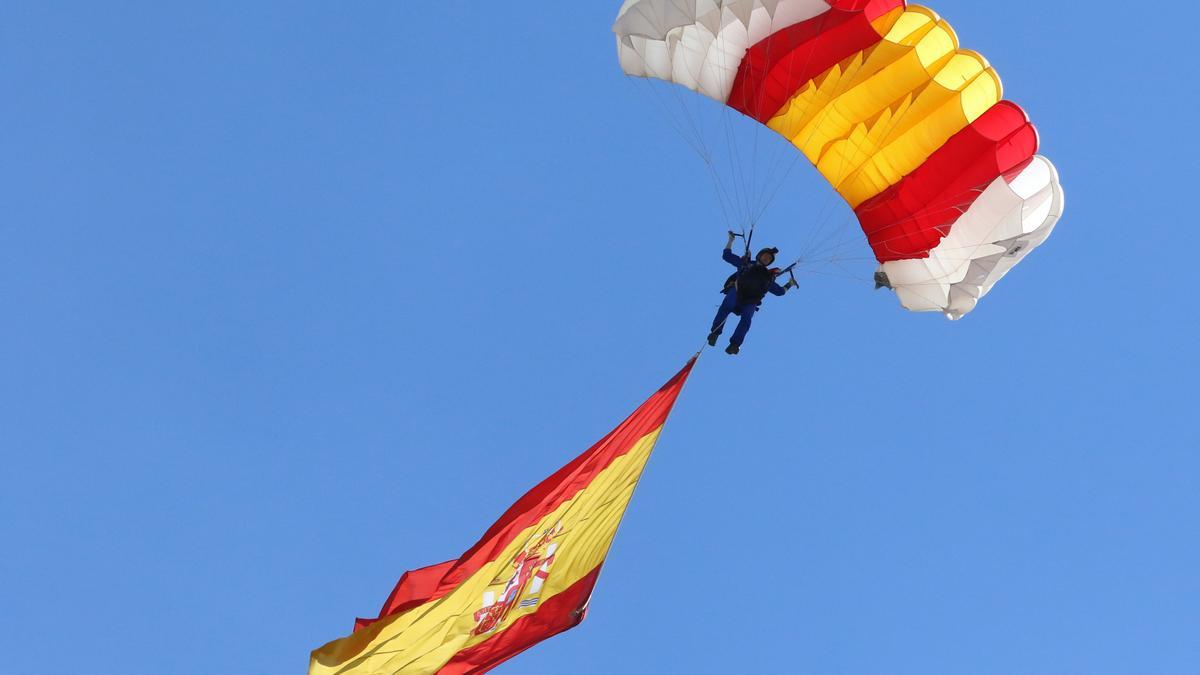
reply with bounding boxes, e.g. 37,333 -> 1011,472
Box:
310,359 -> 695,675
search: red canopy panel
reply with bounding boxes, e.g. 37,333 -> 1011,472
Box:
727,0 -> 904,123
854,100 -> 1040,262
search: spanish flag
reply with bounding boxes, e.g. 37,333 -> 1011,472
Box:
310,359 -> 695,674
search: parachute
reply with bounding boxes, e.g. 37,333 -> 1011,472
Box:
614,0 -> 1064,319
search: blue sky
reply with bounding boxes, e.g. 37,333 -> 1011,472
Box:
2,2 -> 1196,673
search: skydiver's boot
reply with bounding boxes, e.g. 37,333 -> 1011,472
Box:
707,329 -> 721,347
725,343 -> 740,355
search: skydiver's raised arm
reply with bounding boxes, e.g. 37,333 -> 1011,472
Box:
723,232 -> 744,267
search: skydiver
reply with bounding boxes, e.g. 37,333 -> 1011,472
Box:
707,231 -> 797,355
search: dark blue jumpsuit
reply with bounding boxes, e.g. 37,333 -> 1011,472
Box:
711,248 -> 788,347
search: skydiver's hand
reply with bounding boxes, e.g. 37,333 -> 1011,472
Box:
726,231 -> 738,247
786,279 -> 799,290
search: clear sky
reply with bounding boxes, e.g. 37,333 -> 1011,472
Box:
3,2 -> 1197,673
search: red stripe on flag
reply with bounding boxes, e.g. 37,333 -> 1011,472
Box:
436,567 -> 603,675
354,560 -> 456,631
355,360 -> 695,630
727,0 -> 902,122
854,101 -> 1040,262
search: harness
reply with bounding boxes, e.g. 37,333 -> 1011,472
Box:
723,263 -> 775,305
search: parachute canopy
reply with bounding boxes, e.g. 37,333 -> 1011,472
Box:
614,0 -> 1064,319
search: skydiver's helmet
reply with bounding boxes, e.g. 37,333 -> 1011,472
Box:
755,247 -> 779,266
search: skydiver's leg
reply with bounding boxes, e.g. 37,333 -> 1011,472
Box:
730,305 -> 756,346
709,292 -> 738,339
